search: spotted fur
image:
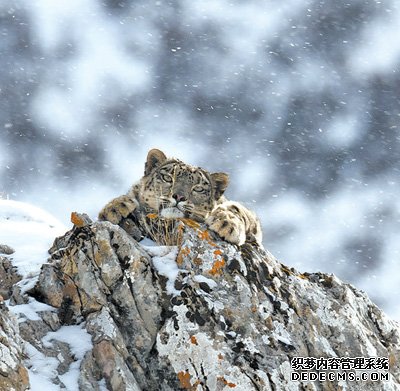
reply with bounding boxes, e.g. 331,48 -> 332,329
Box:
98,149 -> 262,246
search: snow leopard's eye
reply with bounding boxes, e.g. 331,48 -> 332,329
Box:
192,185 -> 206,193
160,173 -> 172,183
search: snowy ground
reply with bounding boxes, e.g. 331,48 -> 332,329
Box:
0,199 -> 66,278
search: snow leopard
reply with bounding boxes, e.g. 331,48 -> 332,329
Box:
98,149 -> 262,246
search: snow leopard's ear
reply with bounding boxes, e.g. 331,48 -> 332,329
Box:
210,172 -> 229,199
145,149 -> 167,176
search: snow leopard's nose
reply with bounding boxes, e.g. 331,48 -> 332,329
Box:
172,194 -> 186,203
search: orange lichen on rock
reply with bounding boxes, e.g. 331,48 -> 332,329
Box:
70,212 -> 92,228
146,213 -> 158,219
178,371 -> 192,389
213,249 -> 222,256
198,229 -> 211,241
70,212 -> 83,226
180,218 -> 201,229
197,229 -> 216,247
190,335 -> 198,345
209,259 -> 225,276
217,377 -> 237,388
177,247 -> 191,266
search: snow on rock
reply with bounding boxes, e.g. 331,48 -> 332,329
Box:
42,324 -> 93,391
143,244 -> 180,295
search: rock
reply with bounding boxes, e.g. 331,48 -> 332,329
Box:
26,219 -> 400,390
33,221 -> 165,389
0,256 -> 21,299
71,212 -> 93,228
0,301 -> 29,391
0,244 -> 15,255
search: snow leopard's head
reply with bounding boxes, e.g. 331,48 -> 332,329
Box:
139,148 -> 229,222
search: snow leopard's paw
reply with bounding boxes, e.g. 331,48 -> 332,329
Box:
206,205 -> 246,246
98,195 -> 137,225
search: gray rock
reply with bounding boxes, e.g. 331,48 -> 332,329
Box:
31,220 -> 400,390
0,255 -> 21,299
0,244 -> 15,255
0,301 -> 29,390
35,221 -> 165,389
9,284 -> 29,305
3,217 -> 400,390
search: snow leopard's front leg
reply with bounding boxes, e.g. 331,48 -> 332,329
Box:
205,201 -> 262,246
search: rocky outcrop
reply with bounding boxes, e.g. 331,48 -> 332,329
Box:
0,255 -> 21,300
3,215 -> 400,390
0,297 -> 29,391
0,251 -> 29,391
0,245 -> 15,256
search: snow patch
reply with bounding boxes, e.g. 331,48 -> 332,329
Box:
42,324 -> 92,391
8,298 -> 56,323
0,200 -> 66,278
145,245 -> 181,295
25,343 -> 60,390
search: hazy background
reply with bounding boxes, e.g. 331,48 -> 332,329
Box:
1,0 -> 399,320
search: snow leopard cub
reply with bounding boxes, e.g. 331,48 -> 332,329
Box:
98,149 -> 262,246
